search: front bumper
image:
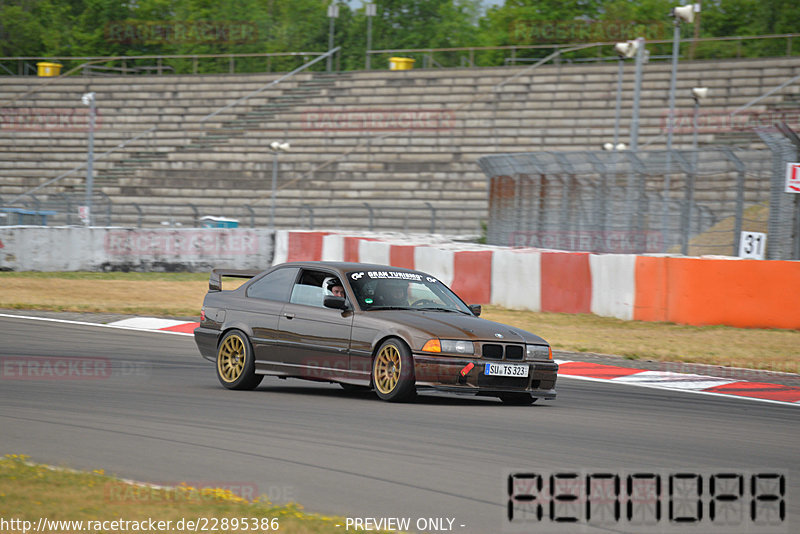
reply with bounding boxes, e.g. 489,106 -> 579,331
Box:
413,354 -> 558,399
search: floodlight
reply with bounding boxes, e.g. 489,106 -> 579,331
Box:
614,40 -> 639,59
691,87 -> 709,100
672,4 -> 698,23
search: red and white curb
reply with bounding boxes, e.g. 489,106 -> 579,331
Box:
555,360 -> 800,406
3,313 -> 797,407
107,317 -> 199,334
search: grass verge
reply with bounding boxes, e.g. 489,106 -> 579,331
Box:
0,271 -> 797,372
0,454 -> 388,534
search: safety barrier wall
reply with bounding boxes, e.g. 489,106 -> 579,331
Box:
0,227 -> 274,271
274,230 -> 800,330
1,227 -> 795,329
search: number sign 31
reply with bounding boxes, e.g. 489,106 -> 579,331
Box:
739,231 -> 766,259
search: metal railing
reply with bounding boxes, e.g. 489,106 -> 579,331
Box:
0,51 -> 331,77
3,34 -> 798,78
367,34 -> 800,69
0,199 -> 478,235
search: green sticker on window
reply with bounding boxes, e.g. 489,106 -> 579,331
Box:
365,298 -> 373,304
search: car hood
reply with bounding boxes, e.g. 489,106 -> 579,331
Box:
370,310 -> 548,345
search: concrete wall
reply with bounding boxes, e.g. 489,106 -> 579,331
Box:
0,227 -> 274,272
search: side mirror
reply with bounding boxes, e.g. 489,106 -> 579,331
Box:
468,304 -> 481,317
323,295 -> 348,310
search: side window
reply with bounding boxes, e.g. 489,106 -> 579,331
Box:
246,267 -> 298,301
288,269 -> 338,308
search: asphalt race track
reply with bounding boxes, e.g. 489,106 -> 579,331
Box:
1,315 -> 797,534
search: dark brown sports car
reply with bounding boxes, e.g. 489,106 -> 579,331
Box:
194,262 -> 557,404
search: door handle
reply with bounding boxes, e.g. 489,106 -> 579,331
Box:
283,313 -> 295,320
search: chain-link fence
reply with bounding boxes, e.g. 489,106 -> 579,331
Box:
476,146 -> 799,258
756,129 -> 800,260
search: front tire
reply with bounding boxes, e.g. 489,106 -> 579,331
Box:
372,339 -> 416,402
216,330 -> 263,390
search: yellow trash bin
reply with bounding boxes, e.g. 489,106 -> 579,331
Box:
389,57 -> 415,70
36,62 -> 63,77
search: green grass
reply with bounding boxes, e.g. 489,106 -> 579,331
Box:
0,455 -> 391,534
0,271 -> 208,281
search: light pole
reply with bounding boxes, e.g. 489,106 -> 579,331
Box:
666,4 -> 698,155
269,141 -> 290,230
365,3 -> 376,70
612,40 -> 639,149
80,91 -> 96,225
681,86 -> 708,255
327,2 -> 339,72
628,38 -> 646,151
663,3 -> 699,249
691,86 -> 709,149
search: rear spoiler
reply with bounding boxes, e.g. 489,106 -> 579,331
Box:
209,269 -> 261,292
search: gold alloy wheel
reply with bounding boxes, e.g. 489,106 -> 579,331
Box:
218,334 -> 246,383
374,344 -> 402,394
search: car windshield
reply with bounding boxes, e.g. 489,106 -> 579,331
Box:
346,270 -> 472,313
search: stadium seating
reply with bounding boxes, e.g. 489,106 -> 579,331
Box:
2,55 -> 799,232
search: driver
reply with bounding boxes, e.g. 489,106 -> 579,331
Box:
377,279 -> 409,306
326,278 -> 346,298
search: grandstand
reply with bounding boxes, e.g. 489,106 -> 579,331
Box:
2,55 -> 799,233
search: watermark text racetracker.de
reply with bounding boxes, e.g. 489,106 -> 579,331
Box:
103,230 -> 259,257
301,108 -> 456,132
662,108 -> 800,134
0,357 -> 149,381
509,19 -> 668,43
0,108 -> 102,132
105,20 -> 258,45
0,516 -> 280,533
103,480 -> 297,505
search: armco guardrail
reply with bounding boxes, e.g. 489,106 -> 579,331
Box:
273,230 -> 800,330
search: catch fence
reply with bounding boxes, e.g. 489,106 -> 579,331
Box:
476,146 -> 800,258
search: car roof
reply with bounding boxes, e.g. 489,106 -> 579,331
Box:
276,261 -> 421,274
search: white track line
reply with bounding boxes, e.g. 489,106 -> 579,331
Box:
0,312 -> 194,336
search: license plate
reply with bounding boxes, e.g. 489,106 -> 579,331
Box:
484,363 -> 529,378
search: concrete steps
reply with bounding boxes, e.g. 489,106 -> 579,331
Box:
2,57 -> 800,231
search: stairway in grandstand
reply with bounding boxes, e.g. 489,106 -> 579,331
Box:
2,56 -> 800,232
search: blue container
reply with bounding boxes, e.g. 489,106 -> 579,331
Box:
200,216 -> 239,228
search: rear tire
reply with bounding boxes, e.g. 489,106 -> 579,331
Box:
216,330 -> 263,390
372,339 -> 416,402
498,393 -> 537,406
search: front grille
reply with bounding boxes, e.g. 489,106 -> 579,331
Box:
482,344 -> 503,359
481,343 -> 525,361
506,345 -> 524,360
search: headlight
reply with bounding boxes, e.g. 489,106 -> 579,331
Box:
441,340 -> 475,355
422,339 -> 475,355
526,344 -> 552,361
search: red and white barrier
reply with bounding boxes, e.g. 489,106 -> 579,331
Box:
273,230 -> 800,330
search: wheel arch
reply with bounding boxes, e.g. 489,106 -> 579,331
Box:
217,322 -> 254,348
